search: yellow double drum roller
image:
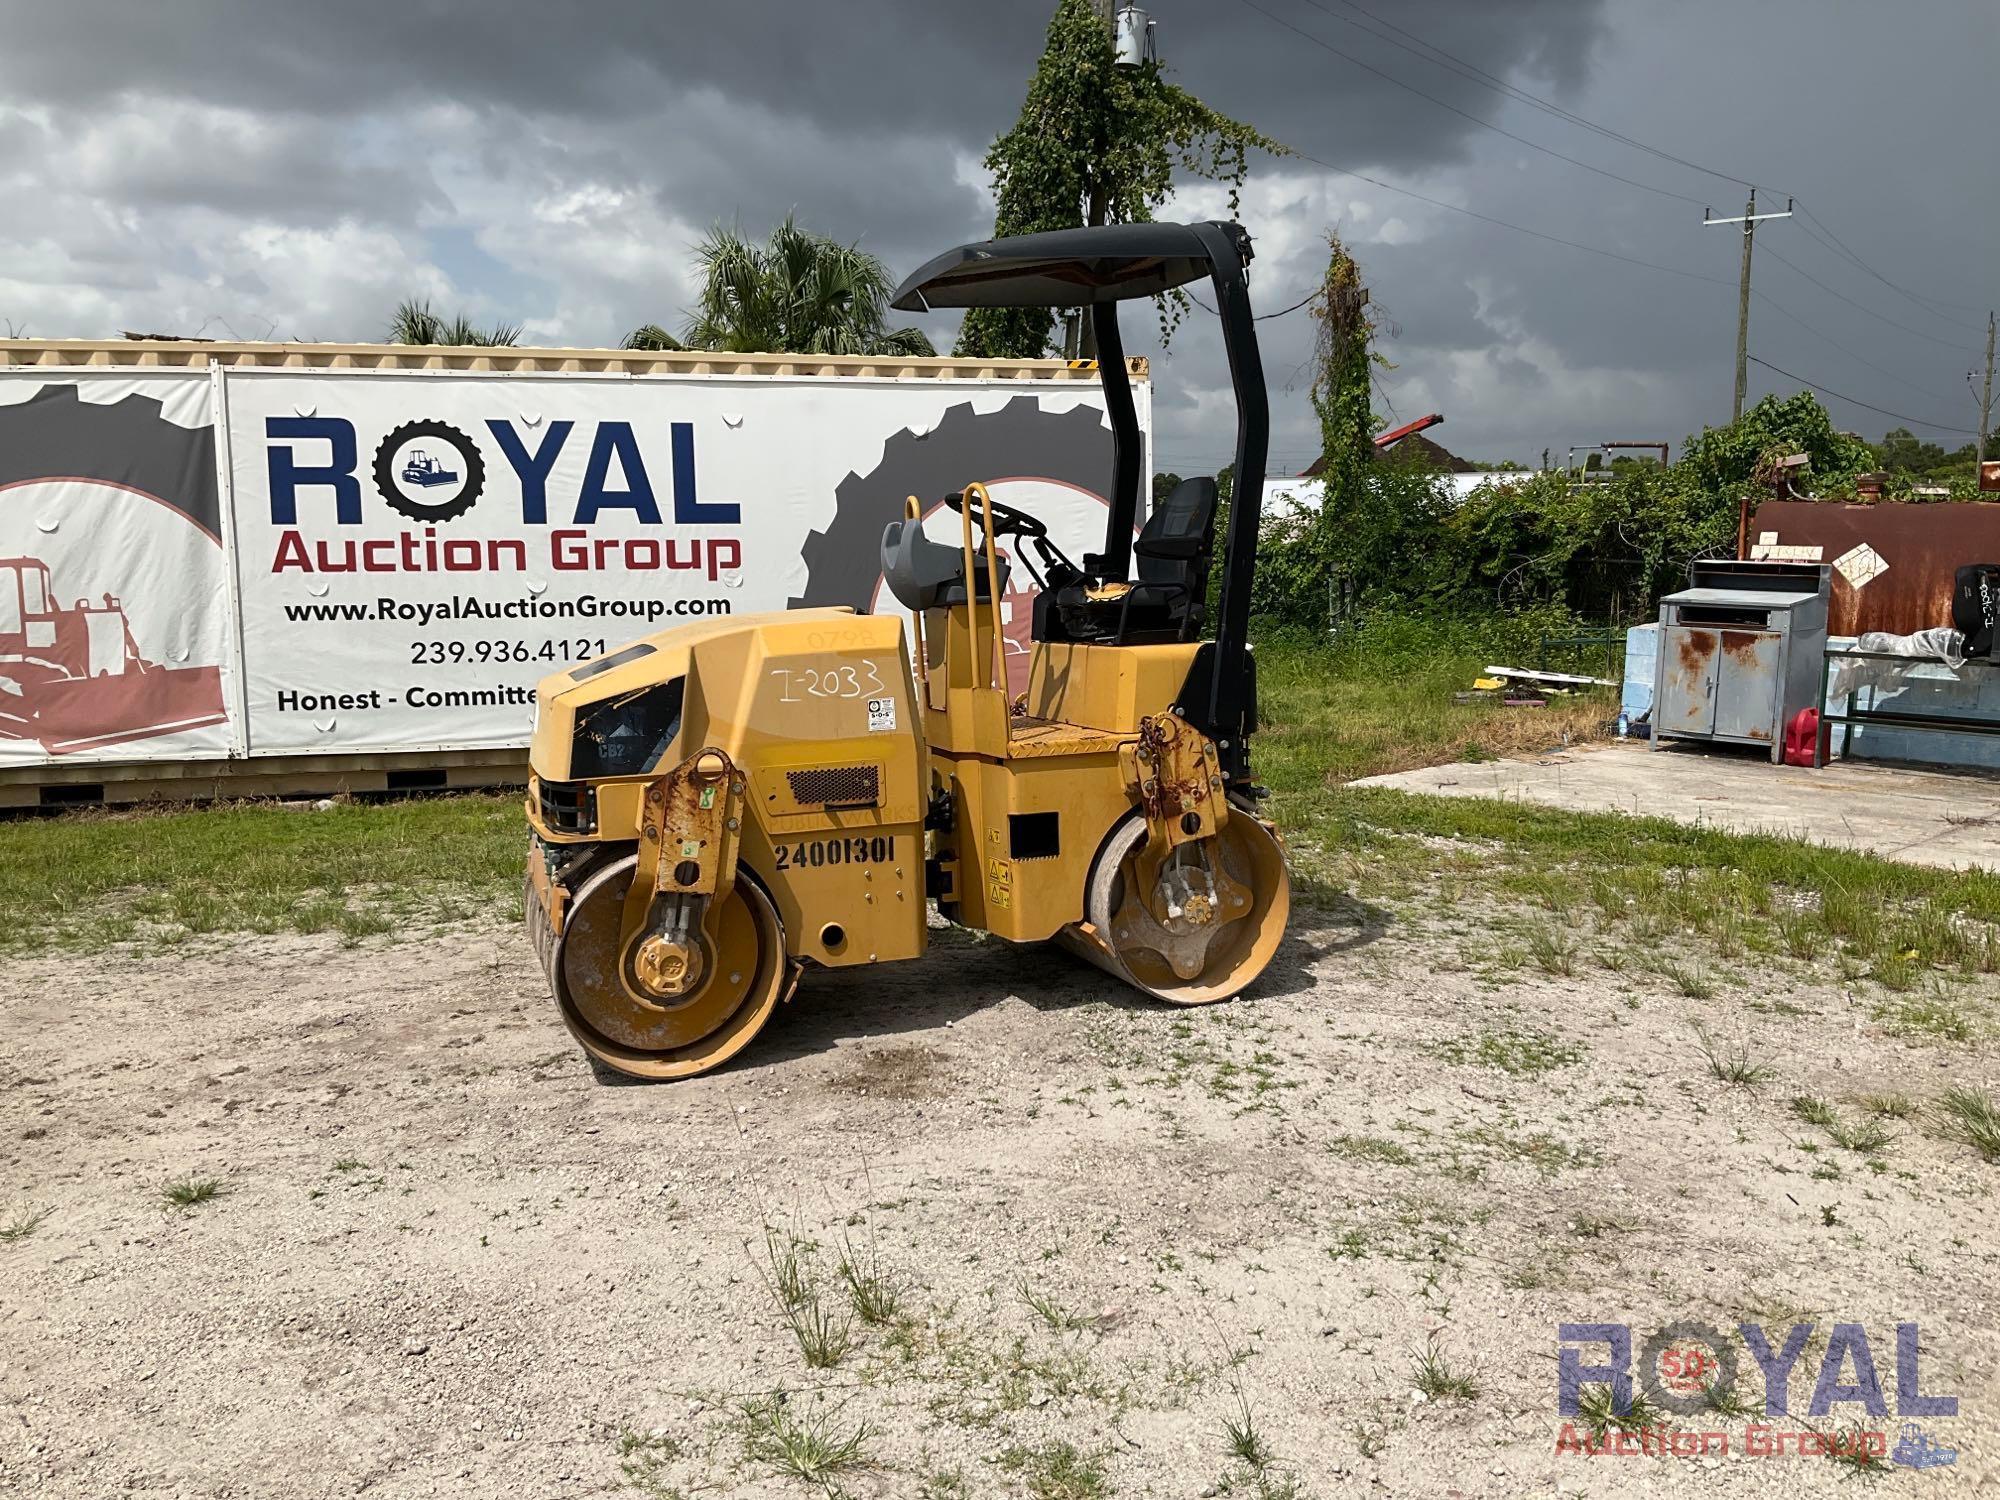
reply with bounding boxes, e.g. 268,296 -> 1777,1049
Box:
524,221 -> 1292,1080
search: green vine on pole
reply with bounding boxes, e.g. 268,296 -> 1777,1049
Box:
1310,235 -> 1377,528
955,0 -> 1285,359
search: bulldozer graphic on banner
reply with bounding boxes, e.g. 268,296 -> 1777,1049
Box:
0,555 -> 226,755
400,449 -> 459,488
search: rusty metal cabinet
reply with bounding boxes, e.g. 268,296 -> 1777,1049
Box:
1652,561 -> 1830,763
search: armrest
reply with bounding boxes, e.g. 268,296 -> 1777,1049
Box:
1133,535 -> 1204,560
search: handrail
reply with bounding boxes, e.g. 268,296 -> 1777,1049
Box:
902,495 -> 928,692
959,482 -> 1008,692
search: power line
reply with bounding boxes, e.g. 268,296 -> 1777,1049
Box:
1186,286 -> 1319,320
1250,0 -> 1993,333
1301,0 -> 1760,194
1750,290 -> 1963,405
1746,355 -> 1978,436
1793,204 -> 1989,320
1235,0 -> 1712,207
1760,245 -> 1983,355
1284,146 -> 1733,286
1223,141 -> 1974,425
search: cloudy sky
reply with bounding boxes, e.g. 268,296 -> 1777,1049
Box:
1,0 -> 1992,471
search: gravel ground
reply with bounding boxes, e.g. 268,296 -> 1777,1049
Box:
2,896 -> 1995,1498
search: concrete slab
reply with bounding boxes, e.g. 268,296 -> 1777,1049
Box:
1352,740 -> 2000,870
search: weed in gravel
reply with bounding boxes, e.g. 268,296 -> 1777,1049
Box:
1775,910 -> 1822,961
1657,959 -> 1715,999
1875,986 -> 1974,1043
1820,885 -> 1882,952
1410,1335 -> 1478,1401
1938,1087 -> 2000,1161
1872,951 -> 1921,992
0,1208 -> 48,1243
1830,1117 -> 1895,1155
1247,1470 -> 1303,1500
836,1225 -> 900,1326
1328,1134 -> 1416,1166
1859,1093 -> 1915,1120
1575,1385 -> 1664,1440
741,1391 -> 875,1489
754,1224 -> 851,1369
1792,1096 -> 1838,1129
760,1224 -> 813,1312
1527,925 -> 1577,977
1568,1214 -> 1627,1240
1821,1424 -> 1889,1472
1711,904 -> 1745,959
615,1428 -> 684,1498
782,1294 -> 853,1370
1222,1390 -> 1271,1468
1588,875 -> 1628,921
1430,1025 -> 1582,1076
1327,1228 -> 1373,1261
918,1466 -> 970,1500
1695,1026 -> 1768,1087
996,1440 -> 1108,1500
160,1174 -> 226,1213
1702,1378 -> 1756,1419
1019,1280 -> 1091,1334
1460,1125 -> 1599,1176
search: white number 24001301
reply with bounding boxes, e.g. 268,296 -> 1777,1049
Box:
769,659 -> 888,704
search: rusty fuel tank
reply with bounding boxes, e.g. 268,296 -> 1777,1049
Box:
1749,500 -> 2000,637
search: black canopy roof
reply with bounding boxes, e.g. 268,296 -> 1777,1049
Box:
891,221 -> 1251,311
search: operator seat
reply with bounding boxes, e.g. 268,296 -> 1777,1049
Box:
1041,476 -> 1218,645
880,514 -> 1011,610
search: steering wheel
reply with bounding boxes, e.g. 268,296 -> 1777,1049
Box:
945,488 -> 1046,540
943,489 -> 1083,588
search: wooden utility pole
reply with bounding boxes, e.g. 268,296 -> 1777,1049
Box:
1974,311 -> 1996,466
1703,193 -> 1793,421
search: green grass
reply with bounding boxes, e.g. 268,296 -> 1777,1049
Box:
1938,1087 -> 2000,1161
1428,1025 -> 1582,1077
996,1440 -> 1108,1500
1254,621 -> 1616,786
160,1174 -> 226,1212
1019,1279 -> 1092,1333
1575,1385 -> 1665,1440
740,1392 -> 875,1489
10,632 -> 1999,996
1410,1334 -> 1478,1401
1258,632 -> 2000,936
1222,1391 -> 1271,1469
836,1226 -> 901,1326
0,794 -> 524,953
1328,1133 -> 1417,1166
1695,1026 -> 1769,1088
0,1208 -> 48,1243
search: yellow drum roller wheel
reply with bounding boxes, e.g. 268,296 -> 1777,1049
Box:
1061,803 -> 1291,1005
541,854 -> 787,1080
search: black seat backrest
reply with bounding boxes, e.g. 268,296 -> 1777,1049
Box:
1134,476 -> 1218,589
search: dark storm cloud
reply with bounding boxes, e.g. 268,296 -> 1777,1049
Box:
0,0 -> 1606,167
0,0 -> 1991,466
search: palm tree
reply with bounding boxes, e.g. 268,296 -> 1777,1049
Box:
386,298 -> 520,347
621,323 -> 684,352
623,216 -> 934,357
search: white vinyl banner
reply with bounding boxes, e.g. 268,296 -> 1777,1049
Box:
223,371 -> 1141,755
0,372 -> 236,764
